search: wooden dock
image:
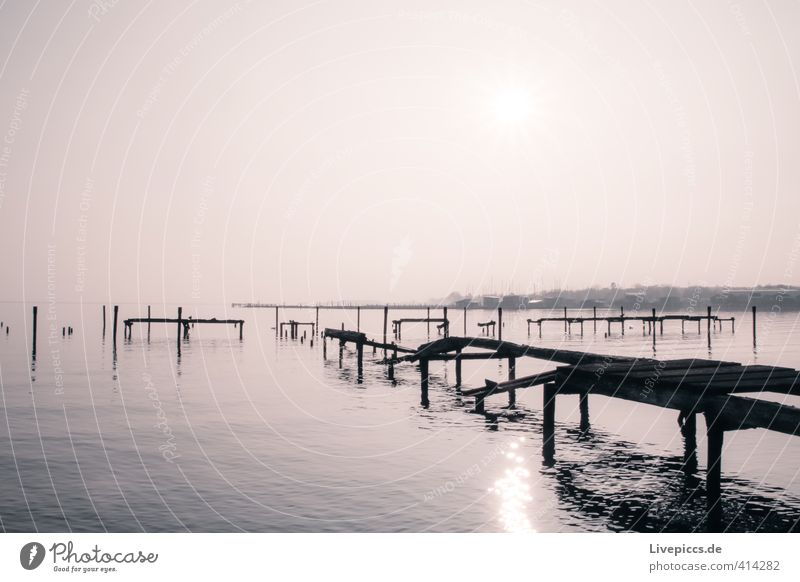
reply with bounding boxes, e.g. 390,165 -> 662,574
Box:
324,330 -> 800,531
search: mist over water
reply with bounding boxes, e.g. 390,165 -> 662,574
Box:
1,301 -> 798,532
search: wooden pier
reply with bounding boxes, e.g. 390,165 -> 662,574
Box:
528,309 -> 736,339
123,315 -> 245,340
279,320 -> 316,339
392,317 -> 449,340
324,330 -> 800,531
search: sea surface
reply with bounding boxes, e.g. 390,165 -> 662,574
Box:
1,302 -> 799,532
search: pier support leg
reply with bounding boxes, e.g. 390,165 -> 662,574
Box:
420,358 -> 429,408
239,321 -> 244,340
752,305 -> 757,348
323,337 -> 327,359
705,414 -> 724,532
112,305 -> 118,350
338,340 -> 344,368
507,357 -> 516,407
455,349 -> 462,388
356,340 -> 363,383
102,305 -> 106,337
543,383 -> 557,465
383,305 -> 388,354
593,306 -> 597,333
707,306 -> 712,350
32,305 -> 38,357
680,411 -> 698,474
443,307 -> 449,338
147,305 -> 151,340
275,306 -> 279,338
579,390 -> 590,432
497,307 -> 502,341
427,307 -> 430,338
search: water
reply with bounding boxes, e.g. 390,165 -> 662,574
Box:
1,302 -> 799,532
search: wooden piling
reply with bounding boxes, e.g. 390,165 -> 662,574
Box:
707,306 -> 712,350
315,306 -> 319,335
455,348 -> 462,387
102,305 -> 106,337
543,382 -> 557,464
383,305 -> 388,352
356,339 -> 363,379
563,307 -> 567,333
32,305 -> 38,355
652,308 -> 657,350
620,306 -> 625,335
420,358 -> 429,408
239,321 -> 244,340
507,356 -> 516,407
463,306 -> 467,335
112,305 -> 118,348
275,306 -> 279,337
497,307 -> 502,341
357,306 -> 361,332
147,305 -> 151,339
752,305 -> 757,348
579,391 -> 590,432
681,412 -> 697,473
443,306 -> 448,338
593,306 -> 597,333
177,307 -> 182,349
427,307 -> 430,337
705,413 -> 724,531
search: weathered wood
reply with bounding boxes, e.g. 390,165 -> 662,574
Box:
543,383 -> 557,464
460,370 -> 557,396
705,413 -> 724,531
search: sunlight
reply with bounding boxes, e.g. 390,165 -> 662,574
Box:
491,88 -> 532,124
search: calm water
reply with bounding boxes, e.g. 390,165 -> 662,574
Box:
1,302 -> 799,533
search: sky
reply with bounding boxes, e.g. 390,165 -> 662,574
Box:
0,0 -> 799,305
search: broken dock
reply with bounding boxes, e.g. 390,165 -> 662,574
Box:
323,329 -> 800,531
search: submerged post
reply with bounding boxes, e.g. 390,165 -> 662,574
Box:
543,383 -> 557,465
315,306 -> 319,335
752,305 -> 757,348
507,356 -> 516,407
420,358 -> 429,408
707,306 -> 712,350
443,306 -> 448,337
382,305 -> 388,353
579,390 -> 590,432
497,307 -> 502,341
356,339 -> 363,381
652,308 -> 657,350
177,307 -> 182,348
563,306 -> 567,334
239,321 -> 244,340
112,305 -> 119,348
681,412 -> 698,474
705,413 -> 724,532
102,305 -> 106,337
147,305 -> 151,339
275,306 -> 279,337
357,306 -> 361,332
620,306 -> 625,335
593,306 -> 597,333
463,306 -> 467,335
427,307 -> 430,337
32,305 -> 38,356
455,348 -> 462,388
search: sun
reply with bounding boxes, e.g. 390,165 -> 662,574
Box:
491,88 -> 532,124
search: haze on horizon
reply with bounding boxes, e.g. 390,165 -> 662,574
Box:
1,0 -> 799,305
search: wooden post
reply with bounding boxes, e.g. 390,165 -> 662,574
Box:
731,317 -> 735,333
112,305 -> 118,349
177,307 -> 182,349
563,306 -> 567,333
593,306 -> 597,333
382,305 -> 388,353
620,306 -> 625,335
681,412 -> 697,474
507,356 -> 516,407
275,306 -> 279,337
315,306 -> 319,336
681,319 -> 685,334
388,343 -> 397,381
356,340 -> 363,381
420,358 -> 429,408
752,305 -> 757,348
705,413 -> 724,531
463,306 -> 467,336
147,305 -> 151,339
323,336 -> 327,358
538,321 -> 542,338
652,308 -> 657,350
443,306 -> 448,338
580,320 -> 583,336
579,391 -> 590,432
102,305 -> 106,337
32,305 -> 38,356
543,383 -> 557,464
239,321 -> 244,340
426,307 -> 430,337
707,306 -> 712,350
455,348 -> 462,387
497,307 -> 502,341
357,306 -> 361,332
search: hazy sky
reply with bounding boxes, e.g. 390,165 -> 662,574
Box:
1,0 -> 799,304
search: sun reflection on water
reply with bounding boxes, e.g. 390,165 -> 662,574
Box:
489,437 -> 534,532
